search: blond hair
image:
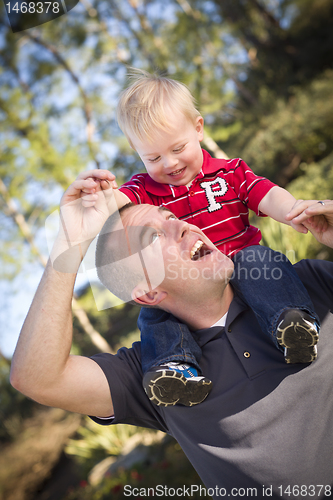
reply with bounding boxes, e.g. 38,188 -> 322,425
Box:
116,68 -> 201,147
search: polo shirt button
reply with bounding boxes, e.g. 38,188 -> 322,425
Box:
243,351 -> 251,358
189,191 -> 195,196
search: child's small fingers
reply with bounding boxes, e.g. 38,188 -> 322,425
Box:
81,187 -> 96,195
100,179 -> 118,190
71,178 -> 97,194
81,193 -> 98,205
81,200 -> 97,208
291,222 -> 308,234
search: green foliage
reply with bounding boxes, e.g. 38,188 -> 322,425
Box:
240,71 -> 333,183
73,285 -> 140,356
64,435 -> 210,500
288,152 -> 333,200
65,418 -> 140,468
258,216 -> 326,264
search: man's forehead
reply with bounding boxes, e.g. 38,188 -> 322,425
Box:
103,204 -> 173,257
121,204 -> 173,227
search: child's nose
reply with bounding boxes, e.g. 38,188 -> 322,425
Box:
163,155 -> 178,169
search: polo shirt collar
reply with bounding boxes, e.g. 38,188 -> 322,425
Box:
191,293 -> 248,348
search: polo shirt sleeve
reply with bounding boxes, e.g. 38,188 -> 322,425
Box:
89,342 -> 169,433
231,159 -> 277,215
119,174 -> 154,205
294,259 -> 333,322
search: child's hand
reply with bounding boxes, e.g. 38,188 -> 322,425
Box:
286,199 -> 329,234
80,171 -> 118,208
59,170 -> 116,244
81,171 -> 131,213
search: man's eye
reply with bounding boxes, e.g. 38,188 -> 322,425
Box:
151,232 -> 161,243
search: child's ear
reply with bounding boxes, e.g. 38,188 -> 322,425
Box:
196,116 -> 204,141
131,286 -> 167,306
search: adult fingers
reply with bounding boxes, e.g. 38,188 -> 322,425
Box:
285,199 -> 317,222
76,169 -> 115,182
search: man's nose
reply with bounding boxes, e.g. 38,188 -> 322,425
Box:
167,218 -> 189,241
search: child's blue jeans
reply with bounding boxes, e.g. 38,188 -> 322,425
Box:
138,245 -> 320,374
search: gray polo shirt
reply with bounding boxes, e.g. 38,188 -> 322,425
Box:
91,259 -> 333,499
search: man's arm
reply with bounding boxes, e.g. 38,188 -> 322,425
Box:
10,170 -> 116,417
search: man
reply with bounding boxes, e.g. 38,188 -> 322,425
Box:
10,170 -> 333,499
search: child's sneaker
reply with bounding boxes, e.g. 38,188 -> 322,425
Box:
276,309 -> 320,364
142,362 -> 212,407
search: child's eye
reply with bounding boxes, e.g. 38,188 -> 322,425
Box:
174,145 -> 185,153
149,156 -> 161,163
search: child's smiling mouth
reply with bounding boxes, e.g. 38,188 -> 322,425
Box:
169,167 -> 186,177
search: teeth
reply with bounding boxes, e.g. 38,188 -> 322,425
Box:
170,168 -> 185,176
190,240 -> 204,260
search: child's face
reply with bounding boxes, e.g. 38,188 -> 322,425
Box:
129,110 -> 204,186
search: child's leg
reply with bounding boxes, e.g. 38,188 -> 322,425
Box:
138,307 -> 212,407
138,307 -> 202,373
231,245 -> 320,363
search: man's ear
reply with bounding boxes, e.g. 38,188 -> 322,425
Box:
196,116 -> 204,141
131,286 -> 167,306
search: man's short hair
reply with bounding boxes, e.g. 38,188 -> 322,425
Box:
116,68 -> 201,147
96,203 -> 166,306
95,203 -> 144,303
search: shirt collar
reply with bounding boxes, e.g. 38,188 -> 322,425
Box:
210,312 -> 228,328
191,294 -> 248,348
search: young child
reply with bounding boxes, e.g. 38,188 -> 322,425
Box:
108,70 -> 321,407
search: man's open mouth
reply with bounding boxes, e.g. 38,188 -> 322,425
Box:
190,240 -> 212,261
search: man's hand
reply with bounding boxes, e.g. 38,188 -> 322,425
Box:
286,200 -> 333,247
51,170 -> 118,271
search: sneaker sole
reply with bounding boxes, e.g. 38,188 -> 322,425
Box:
143,369 -> 212,407
276,318 -> 319,364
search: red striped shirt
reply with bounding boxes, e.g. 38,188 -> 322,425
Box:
119,149 -> 276,256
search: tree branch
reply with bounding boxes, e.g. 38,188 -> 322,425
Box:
202,134 -> 229,160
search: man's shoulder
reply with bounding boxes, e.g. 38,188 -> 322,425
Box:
294,258 -> 333,281
294,258 -> 333,320
92,341 -> 142,368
